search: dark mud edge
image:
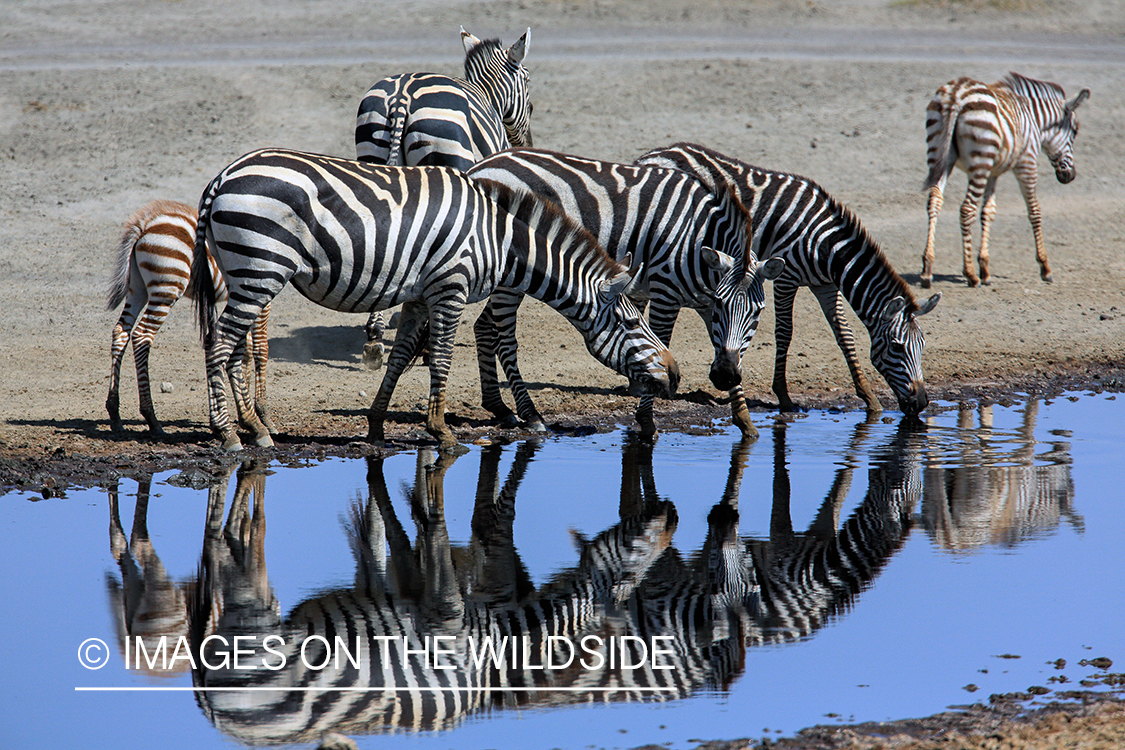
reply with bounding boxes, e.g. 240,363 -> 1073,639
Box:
3,363 -> 1123,498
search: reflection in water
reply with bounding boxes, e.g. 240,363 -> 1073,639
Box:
99,397 -> 1079,745
920,401 -> 1080,552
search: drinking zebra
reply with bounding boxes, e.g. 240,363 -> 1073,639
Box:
922,72 -> 1089,288
354,27 -> 534,368
105,199 -> 270,436
636,142 -> 941,417
191,148 -> 678,452
466,148 -> 785,437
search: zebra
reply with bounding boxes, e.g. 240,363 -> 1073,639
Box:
190,148 -> 678,453
354,27 -> 534,368
922,72 -> 1090,288
636,142 -> 942,417
105,199 -> 271,436
466,148 -> 785,438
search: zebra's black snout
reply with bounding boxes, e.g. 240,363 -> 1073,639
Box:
709,354 -> 741,392
898,383 -> 929,417
1055,167 -> 1076,184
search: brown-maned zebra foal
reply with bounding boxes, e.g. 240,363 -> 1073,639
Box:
106,199 -> 271,436
922,72 -> 1089,288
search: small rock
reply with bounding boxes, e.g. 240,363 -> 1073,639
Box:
1080,657 -> 1113,670
160,381 -> 173,393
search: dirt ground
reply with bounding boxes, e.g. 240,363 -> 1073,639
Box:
2,0 -> 1123,745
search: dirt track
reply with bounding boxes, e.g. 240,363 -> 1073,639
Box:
1,2 -> 1124,739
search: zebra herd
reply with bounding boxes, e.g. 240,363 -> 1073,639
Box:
104,27 -> 1089,451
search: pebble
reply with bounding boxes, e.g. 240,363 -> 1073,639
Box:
160,382 -> 173,393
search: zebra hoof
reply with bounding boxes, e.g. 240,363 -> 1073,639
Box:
362,341 -> 385,371
221,436 -> 243,452
439,440 -> 470,457
526,420 -> 548,434
919,277 -> 932,289
254,433 -> 275,448
1043,274 -> 1053,284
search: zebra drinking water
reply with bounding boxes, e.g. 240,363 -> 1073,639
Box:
354,27 -> 535,367
636,142 -> 941,417
922,72 -> 1089,287
466,148 -> 784,438
191,148 -> 678,452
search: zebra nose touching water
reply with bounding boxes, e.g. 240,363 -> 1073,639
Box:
191,148 -> 677,453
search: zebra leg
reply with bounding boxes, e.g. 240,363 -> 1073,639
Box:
249,303 -> 277,435
422,296 -> 470,455
811,285 -> 882,414
413,450 -> 465,632
634,299 -> 680,440
129,308 -> 165,436
472,295 -> 518,427
922,180 -> 946,289
978,179 -> 999,286
771,278 -> 800,412
958,174 -> 987,287
226,328 -> 273,446
1015,156 -> 1051,282
492,291 -> 548,430
692,306 -> 758,439
362,309 -> 386,371
366,302 -> 430,447
107,287 -> 142,431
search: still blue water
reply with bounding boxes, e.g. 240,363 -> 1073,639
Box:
3,393 -> 1122,750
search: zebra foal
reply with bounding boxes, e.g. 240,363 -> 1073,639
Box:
922,72 -> 1089,287
637,142 -> 940,417
354,26 -> 534,366
105,199 -> 270,436
467,148 -> 784,437
191,148 -> 678,453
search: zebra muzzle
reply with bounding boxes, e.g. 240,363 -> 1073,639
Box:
898,383 -> 929,417
708,352 -> 742,392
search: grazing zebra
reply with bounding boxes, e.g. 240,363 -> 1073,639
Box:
105,199 -> 270,436
466,148 -> 785,438
354,27 -> 534,368
922,72 -> 1090,287
191,148 -> 678,452
636,142 -> 941,416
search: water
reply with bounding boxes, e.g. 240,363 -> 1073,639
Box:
4,393 -> 1123,750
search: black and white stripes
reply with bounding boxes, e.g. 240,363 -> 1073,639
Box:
922,72 -> 1089,287
191,147 -> 677,452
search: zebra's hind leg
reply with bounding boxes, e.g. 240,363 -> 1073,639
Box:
249,303 -> 277,435
362,309 -> 387,371
812,285 -> 882,414
226,329 -> 273,447
107,304 -> 138,432
978,179 -> 998,286
958,175 -> 987,287
921,182 -> 945,289
367,302 -> 430,447
473,302 -> 519,428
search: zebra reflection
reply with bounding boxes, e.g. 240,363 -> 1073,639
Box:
920,399 -> 1079,552
189,421 -> 922,743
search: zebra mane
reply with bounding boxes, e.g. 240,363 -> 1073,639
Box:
472,177 -> 627,277
464,38 -> 505,69
828,195 -> 918,313
1002,71 -> 1065,101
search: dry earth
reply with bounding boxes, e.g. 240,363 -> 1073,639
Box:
2,0 -> 1124,745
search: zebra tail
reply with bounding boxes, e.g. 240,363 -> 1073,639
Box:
924,98 -> 960,190
106,208 -> 146,311
384,97 -> 409,167
191,177 -> 221,347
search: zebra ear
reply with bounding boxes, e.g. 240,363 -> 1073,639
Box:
1065,88 -> 1090,114
758,256 -> 786,281
508,28 -> 530,64
601,270 -> 634,299
461,26 -> 482,54
881,295 -> 908,321
916,293 -> 941,317
701,247 -> 734,274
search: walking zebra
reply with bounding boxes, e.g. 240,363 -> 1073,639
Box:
191,148 -> 678,452
466,148 -> 785,437
636,142 -> 941,416
106,199 -> 270,436
922,72 -> 1089,287
354,27 -> 534,367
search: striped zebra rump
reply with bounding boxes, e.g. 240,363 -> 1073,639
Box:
192,148 -> 676,452
106,199 -> 270,437
636,142 -> 940,418
921,72 -> 1089,287
467,147 -> 782,438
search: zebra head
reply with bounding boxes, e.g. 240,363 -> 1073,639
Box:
868,293 -> 940,416
1044,87 -> 1090,185
461,26 -> 534,148
588,267 -> 680,399
706,251 -> 786,392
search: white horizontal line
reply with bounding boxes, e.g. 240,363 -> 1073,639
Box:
76,686 -> 677,692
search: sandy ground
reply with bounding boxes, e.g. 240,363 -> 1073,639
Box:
2,0 -> 1123,744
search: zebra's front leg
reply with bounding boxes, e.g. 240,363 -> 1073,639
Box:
249,304 -> 277,436
978,179 -> 998,286
1016,158 -> 1051,282
423,297 -> 470,455
226,331 -> 273,447
633,299 -> 680,439
959,177 -> 987,287
771,280 -> 800,412
812,285 -> 882,414
921,183 -> 944,289
367,302 -> 429,447
691,305 -> 758,439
